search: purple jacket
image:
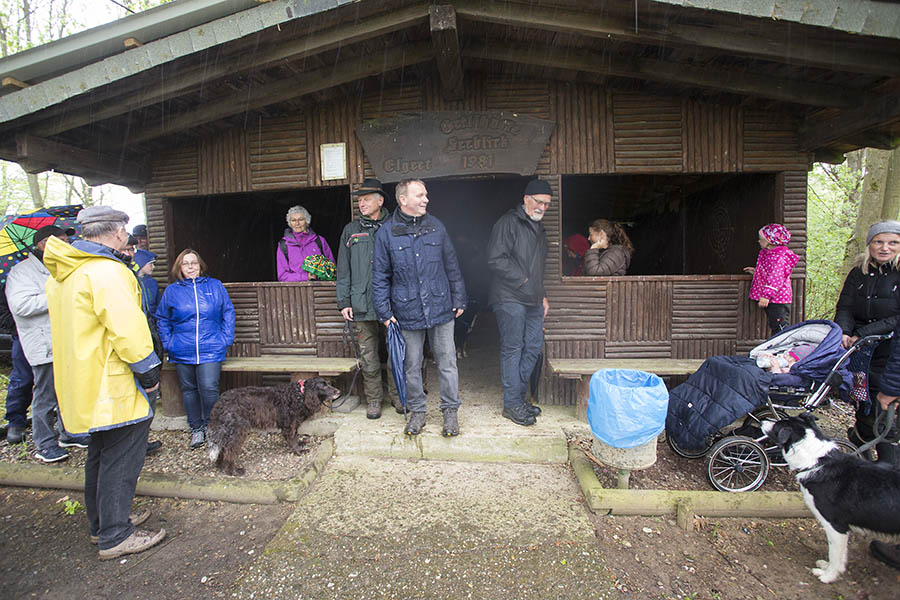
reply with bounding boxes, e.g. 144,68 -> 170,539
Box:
276,229 -> 334,282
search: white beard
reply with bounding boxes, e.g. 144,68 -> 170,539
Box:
530,212 -> 544,222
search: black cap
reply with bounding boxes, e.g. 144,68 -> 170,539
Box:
33,225 -> 65,246
351,178 -> 385,198
524,179 -> 552,197
133,224 -> 148,237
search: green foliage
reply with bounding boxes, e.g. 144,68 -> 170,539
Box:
63,499 -> 84,515
806,162 -> 863,319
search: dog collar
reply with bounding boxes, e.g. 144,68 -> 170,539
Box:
297,379 -> 305,394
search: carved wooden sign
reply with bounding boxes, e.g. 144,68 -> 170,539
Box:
356,111 -> 554,182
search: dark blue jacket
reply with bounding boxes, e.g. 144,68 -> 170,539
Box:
155,276 -> 235,364
880,319 -> 900,397
372,209 -> 466,330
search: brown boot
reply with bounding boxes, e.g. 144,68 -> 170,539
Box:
366,399 -> 382,419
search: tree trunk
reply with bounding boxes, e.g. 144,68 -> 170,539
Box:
26,172 -> 43,209
882,148 -> 900,222
842,148 -> 892,275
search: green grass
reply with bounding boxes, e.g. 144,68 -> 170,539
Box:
0,367 -> 10,426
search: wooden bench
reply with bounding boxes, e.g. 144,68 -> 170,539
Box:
548,358 -> 705,422
160,356 -> 358,417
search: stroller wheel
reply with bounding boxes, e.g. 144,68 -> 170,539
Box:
706,436 -> 770,493
666,433 -> 715,459
834,439 -> 858,455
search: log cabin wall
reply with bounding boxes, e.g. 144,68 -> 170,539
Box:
142,74 -> 810,403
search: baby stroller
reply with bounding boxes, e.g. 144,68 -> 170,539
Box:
665,319 -> 890,492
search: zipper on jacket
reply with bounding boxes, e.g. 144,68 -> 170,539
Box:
192,278 -> 200,364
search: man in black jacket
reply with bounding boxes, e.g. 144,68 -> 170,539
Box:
336,178 -> 398,419
486,179 -> 552,426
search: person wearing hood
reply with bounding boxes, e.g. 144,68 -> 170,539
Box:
6,225 -> 89,462
336,178 -> 399,419
43,205 -> 165,560
133,248 -> 159,316
743,223 -> 799,335
486,179 -> 551,427
155,249 -> 235,449
276,205 -> 334,281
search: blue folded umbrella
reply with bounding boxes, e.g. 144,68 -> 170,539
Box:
387,321 -> 407,411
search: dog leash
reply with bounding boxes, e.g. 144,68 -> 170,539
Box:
851,401 -> 899,458
333,320 -> 362,410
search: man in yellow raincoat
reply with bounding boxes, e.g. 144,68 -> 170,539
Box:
44,206 -> 166,560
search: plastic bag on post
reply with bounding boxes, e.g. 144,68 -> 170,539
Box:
587,369 -> 669,448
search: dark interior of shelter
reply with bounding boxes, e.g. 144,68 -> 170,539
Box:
562,173 -> 777,276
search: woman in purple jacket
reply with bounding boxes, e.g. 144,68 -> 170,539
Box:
276,205 -> 334,281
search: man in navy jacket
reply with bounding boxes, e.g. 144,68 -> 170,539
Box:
372,179 -> 466,437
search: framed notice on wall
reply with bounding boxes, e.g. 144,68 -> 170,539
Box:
320,143 -> 347,181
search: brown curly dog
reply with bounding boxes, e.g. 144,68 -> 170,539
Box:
207,377 -> 341,476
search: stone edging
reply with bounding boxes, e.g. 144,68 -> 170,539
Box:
0,437 -> 334,504
568,443 -> 810,527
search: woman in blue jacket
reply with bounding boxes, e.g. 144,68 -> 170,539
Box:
156,249 -> 235,449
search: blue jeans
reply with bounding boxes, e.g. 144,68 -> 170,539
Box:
4,335 -> 33,428
31,363 -> 60,453
175,362 -> 222,431
86,389 -> 156,549
401,320 -> 460,413
493,302 -> 544,410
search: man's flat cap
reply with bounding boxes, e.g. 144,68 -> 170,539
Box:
77,205 -> 130,225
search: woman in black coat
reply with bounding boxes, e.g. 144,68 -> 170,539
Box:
834,220 -> 900,466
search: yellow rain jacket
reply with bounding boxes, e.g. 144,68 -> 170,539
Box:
43,236 -> 159,434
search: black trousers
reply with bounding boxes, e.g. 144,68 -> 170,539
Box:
763,303 -> 790,335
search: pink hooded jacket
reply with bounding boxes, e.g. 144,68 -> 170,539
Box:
748,245 -> 799,303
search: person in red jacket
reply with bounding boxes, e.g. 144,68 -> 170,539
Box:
743,223 -> 799,335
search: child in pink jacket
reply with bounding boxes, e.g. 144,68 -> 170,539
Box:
743,223 -> 799,335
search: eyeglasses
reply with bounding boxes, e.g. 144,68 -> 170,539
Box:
527,195 -> 551,207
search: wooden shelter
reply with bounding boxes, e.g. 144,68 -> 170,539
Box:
2,0 -> 900,406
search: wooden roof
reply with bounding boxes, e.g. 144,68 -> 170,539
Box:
0,0 -> 898,191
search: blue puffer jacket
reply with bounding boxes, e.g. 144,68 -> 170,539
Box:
372,209 -> 466,330
155,276 -> 235,364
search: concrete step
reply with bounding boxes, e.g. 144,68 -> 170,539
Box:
333,403 -> 588,464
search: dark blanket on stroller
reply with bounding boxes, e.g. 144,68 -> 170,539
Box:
666,355 -> 774,451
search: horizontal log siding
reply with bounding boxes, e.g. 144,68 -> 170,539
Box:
543,280 -> 605,342
145,144 -> 199,197
671,281 -> 740,340
313,284 -> 351,357
225,284 -> 260,344
683,100 -> 741,172
743,111 -> 808,171
143,195 -> 169,284
198,129 -> 250,195
248,115 -> 309,190
783,170 -> 808,275
613,94 -> 682,172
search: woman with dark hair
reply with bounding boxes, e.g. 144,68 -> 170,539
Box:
583,219 -> 634,276
834,220 -> 900,467
156,249 -> 235,449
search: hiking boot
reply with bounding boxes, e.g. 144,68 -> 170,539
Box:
91,508 -> 151,544
35,446 -> 69,463
366,399 -> 382,420
146,440 -> 163,455
404,412 -> 426,435
870,540 -> 900,571
6,424 -> 25,445
526,403 -> 542,417
502,406 -> 536,427
442,408 -> 459,437
189,428 -> 206,449
98,528 -> 166,560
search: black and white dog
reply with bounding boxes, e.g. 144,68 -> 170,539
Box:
762,413 -> 900,583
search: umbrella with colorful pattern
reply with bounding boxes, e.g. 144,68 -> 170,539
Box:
0,204 -> 82,284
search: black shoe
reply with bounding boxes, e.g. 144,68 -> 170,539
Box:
870,540 -> 900,571
526,403 -> 541,417
441,408 -> 459,437
404,412 -> 426,436
502,406 -> 536,426
6,424 -> 25,444
146,440 -> 163,455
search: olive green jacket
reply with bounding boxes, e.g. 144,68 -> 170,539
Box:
335,208 -> 390,321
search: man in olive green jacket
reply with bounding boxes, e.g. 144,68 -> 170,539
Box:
336,178 -> 398,419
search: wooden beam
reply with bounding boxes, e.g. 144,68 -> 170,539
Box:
800,93 -> 900,150
463,41 -> 866,109
430,5 -> 464,101
454,0 -> 900,78
2,76 -> 29,89
121,42 -> 434,146
26,3 -> 431,138
15,134 -> 149,186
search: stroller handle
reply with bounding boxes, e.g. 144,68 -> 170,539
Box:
851,333 -> 893,349
802,332 -> 892,410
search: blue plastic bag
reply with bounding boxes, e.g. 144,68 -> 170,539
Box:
587,369 -> 669,448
